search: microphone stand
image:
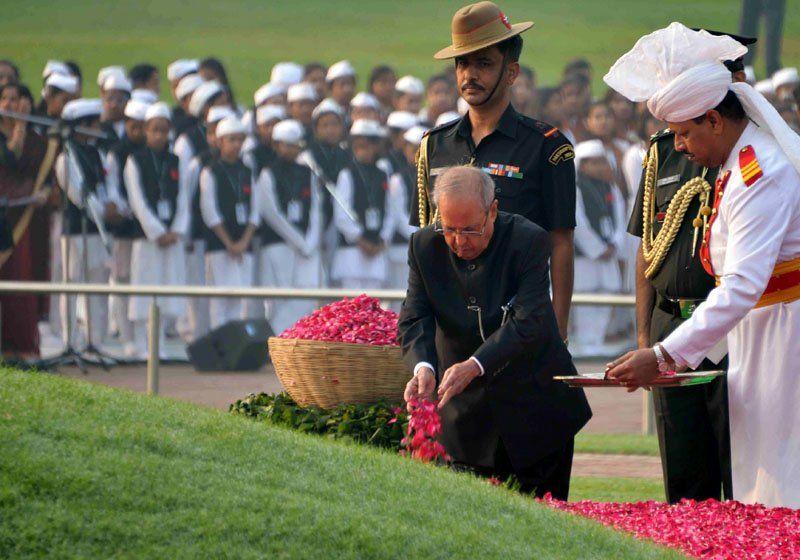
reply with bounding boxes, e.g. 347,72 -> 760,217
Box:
28,119 -> 117,372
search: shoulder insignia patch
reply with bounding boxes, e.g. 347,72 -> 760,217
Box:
739,145 -> 763,187
531,119 -> 562,139
549,144 -> 574,166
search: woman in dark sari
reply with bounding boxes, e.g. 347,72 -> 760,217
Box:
0,82 -> 48,360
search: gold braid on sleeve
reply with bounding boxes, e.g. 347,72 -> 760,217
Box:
641,142 -> 712,279
416,134 -> 432,227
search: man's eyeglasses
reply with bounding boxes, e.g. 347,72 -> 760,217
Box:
434,212 -> 489,237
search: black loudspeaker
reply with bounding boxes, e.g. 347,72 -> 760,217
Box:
187,319 -> 274,371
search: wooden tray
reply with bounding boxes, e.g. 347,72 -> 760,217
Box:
554,370 -> 725,388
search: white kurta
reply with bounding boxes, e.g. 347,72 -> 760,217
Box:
572,180 -> 626,353
200,165 -> 260,329
123,155 -> 190,321
256,163 -> 324,333
661,122 -> 800,508
331,167 -> 395,287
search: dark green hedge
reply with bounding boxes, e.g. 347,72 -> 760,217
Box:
229,392 -> 408,450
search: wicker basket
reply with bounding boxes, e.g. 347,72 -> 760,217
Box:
268,337 -> 412,408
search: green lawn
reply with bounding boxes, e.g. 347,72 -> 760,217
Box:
0,367 -> 681,559
576,433 -> 660,457
3,0 -> 798,102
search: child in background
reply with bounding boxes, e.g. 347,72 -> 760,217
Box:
332,119 -> 395,289
571,139 -> 626,356
124,102 -> 188,359
200,115 -> 259,329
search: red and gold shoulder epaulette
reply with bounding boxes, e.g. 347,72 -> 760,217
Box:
738,145 -> 763,187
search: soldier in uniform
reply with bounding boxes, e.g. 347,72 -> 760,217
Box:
413,1 -> 577,339
623,30 -> 755,504
606,23 -> 800,508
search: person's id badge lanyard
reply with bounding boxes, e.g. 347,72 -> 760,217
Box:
353,162 -> 382,233
222,165 -> 248,226
150,149 -> 172,224
287,200 -> 303,224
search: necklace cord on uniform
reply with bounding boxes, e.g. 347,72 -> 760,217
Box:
641,142 -> 712,278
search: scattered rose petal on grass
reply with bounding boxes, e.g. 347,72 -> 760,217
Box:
280,295 -> 399,346
541,495 -> 800,559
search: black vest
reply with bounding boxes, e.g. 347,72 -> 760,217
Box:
387,148 -> 406,177
110,138 -> 143,238
248,142 -> 277,178
392,162 -> 416,245
308,141 -> 349,227
97,121 -> 121,153
340,160 -> 388,246
259,158 -> 313,246
203,159 -> 253,252
182,124 -> 208,157
129,147 -> 181,239
576,175 -> 616,258
191,150 -> 217,241
172,106 -> 197,137
62,141 -> 103,236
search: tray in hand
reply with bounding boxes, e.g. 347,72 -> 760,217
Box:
554,370 -> 725,388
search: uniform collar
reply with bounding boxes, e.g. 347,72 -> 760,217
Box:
452,102 -> 519,140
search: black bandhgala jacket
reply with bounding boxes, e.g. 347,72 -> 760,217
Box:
398,211 -> 592,469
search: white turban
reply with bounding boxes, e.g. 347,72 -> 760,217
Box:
604,22 -> 746,122
605,22 -> 800,176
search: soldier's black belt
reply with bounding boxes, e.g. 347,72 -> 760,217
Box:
656,293 -> 706,319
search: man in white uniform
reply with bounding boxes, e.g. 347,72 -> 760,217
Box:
605,23 -> 800,508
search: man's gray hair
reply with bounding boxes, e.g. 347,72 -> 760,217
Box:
432,165 -> 495,210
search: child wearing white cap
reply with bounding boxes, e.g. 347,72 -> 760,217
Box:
298,99 -> 349,274
386,125 -> 425,310
385,110 -> 418,174
174,80 -> 228,187
177,105 -> 236,341
326,60 -> 357,110
172,74 -> 204,137
332,119 -> 396,289
104,99 -> 149,356
99,73 -> 132,150
243,104 -> 284,179
350,92 -> 382,123
394,75 -> 424,115
256,119 -> 323,332
54,99 -> 111,351
286,83 -> 317,132
199,116 -> 259,329
41,72 -> 79,120
571,139 -> 626,356
124,103 -> 189,359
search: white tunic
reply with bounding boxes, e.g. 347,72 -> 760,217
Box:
331,167 -> 396,285
661,122 -> 800,508
124,155 -> 190,320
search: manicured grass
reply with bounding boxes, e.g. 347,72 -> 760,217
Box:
572,477 -> 665,503
0,368 -> 682,559
575,433 -> 660,457
3,0 -> 798,103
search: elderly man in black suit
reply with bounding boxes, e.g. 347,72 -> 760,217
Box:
399,165 -> 591,499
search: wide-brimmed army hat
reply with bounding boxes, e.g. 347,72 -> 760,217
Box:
434,1 -> 533,60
